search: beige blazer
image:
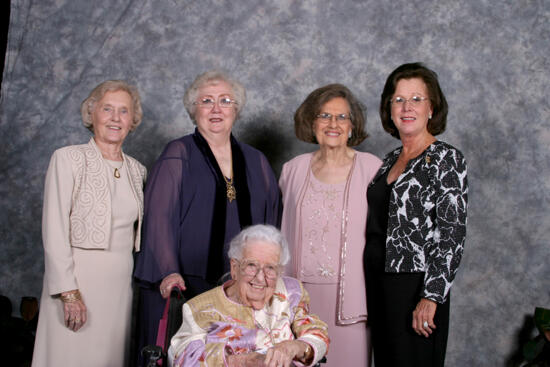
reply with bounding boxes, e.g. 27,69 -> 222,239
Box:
42,137 -> 146,295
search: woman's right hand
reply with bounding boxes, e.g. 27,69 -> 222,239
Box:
159,273 -> 186,299
61,290 -> 87,332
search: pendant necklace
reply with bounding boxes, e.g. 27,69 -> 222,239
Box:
106,159 -> 123,179
223,175 -> 236,202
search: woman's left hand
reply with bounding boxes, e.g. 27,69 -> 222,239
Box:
412,298 -> 437,337
264,340 -> 308,367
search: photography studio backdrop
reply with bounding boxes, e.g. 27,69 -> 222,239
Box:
1,1 -> 549,365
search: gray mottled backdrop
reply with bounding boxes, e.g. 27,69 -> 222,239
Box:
1,0 -> 549,365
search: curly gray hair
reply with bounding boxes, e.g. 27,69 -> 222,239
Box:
228,225 -> 290,266
183,70 -> 246,123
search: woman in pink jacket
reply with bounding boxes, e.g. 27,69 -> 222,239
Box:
279,84 -> 381,366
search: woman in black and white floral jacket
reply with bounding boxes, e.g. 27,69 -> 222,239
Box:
364,62 -> 468,367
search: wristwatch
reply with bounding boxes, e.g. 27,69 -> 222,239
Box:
303,343 -> 312,359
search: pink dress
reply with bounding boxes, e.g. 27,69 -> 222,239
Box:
280,152 -> 382,367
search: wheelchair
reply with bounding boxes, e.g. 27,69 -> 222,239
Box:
142,288 -> 327,366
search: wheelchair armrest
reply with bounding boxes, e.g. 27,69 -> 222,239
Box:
314,356 -> 327,366
141,289 -> 186,367
141,345 -> 163,367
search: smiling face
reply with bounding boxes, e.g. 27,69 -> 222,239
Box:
194,80 -> 237,139
390,78 -> 433,139
313,97 -> 353,148
230,240 -> 281,310
91,90 -> 134,147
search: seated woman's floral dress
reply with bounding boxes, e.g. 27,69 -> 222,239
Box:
168,276 -> 330,367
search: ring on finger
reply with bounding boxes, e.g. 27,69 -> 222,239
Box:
423,321 -> 429,329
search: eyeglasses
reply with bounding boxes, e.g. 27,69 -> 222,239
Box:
316,113 -> 352,123
239,260 -> 280,280
391,96 -> 429,107
193,96 -> 238,109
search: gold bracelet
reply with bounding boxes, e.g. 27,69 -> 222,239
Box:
60,290 -> 81,303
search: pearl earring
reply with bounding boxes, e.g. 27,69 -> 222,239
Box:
429,114 -> 432,119
348,131 -> 352,139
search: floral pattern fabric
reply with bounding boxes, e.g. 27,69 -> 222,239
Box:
168,276 -> 329,366
371,141 -> 468,303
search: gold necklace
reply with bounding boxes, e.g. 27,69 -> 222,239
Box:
223,175 -> 236,202
105,160 -> 123,179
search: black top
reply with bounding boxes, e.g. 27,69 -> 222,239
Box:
365,170 -> 393,274
367,141 -> 468,303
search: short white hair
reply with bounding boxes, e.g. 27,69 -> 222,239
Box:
182,70 -> 246,123
228,225 -> 290,266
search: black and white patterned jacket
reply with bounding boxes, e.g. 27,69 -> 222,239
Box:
370,141 -> 468,303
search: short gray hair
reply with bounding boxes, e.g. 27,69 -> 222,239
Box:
81,80 -> 143,132
228,225 -> 290,266
182,70 -> 246,123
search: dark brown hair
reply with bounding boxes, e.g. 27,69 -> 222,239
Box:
379,62 -> 448,139
294,84 -> 368,146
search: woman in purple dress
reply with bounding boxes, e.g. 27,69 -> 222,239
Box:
134,71 -> 281,360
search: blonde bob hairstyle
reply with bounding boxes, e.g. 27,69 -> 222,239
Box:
81,80 -> 143,132
183,70 -> 246,123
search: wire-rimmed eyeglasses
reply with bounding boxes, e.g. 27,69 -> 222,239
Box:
193,96 -> 238,109
239,260 -> 280,280
390,95 -> 429,107
315,112 -> 352,123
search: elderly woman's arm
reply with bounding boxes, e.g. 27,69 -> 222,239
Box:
42,149 -> 87,331
169,303 -> 232,367
287,282 -> 330,366
135,141 -> 187,296
169,303 -> 269,367
264,340 -> 313,367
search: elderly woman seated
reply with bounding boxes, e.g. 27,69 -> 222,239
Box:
168,224 -> 330,367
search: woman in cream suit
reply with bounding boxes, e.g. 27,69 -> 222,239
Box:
280,84 -> 381,366
32,80 -> 146,367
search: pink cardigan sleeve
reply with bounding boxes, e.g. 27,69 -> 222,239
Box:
279,154 -> 312,278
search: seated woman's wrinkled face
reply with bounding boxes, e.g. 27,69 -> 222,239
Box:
230,240 -> 281,310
